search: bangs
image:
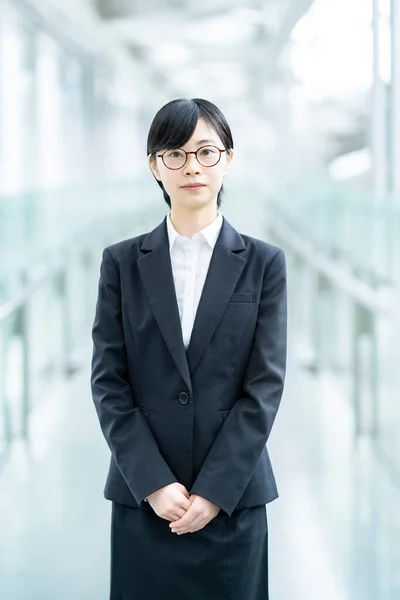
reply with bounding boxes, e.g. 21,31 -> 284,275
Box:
147,98 -> 233,156
147,100 -> 200,155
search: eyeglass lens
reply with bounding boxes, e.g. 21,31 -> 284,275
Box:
163,146 -> 221,169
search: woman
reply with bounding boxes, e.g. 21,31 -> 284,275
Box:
91,98 -> 287,599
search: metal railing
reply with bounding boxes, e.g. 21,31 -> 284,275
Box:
265,174 -> 400,480
0,180 -> 165,467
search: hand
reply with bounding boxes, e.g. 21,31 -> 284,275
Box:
169,494 -> 220,535
147,483 -> 192,522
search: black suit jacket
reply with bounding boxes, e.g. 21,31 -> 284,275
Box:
90,215 -> 287,518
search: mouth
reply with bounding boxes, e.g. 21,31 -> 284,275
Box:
181,184 -> 206,190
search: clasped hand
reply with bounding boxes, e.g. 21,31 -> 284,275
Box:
170,493 -> 220,534
146,482 -> 220,534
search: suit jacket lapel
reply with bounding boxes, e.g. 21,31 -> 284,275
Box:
137,215 -> 247,390
137,219 -> 192,393
186,218 -> 247,374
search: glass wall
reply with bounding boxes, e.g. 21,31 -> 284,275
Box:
0,4 -> 37,193
0,0 -> 145,463
36,32 -> 66,187
269,0 -> 400,478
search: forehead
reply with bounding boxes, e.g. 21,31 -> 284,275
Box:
181,117 -> 222,148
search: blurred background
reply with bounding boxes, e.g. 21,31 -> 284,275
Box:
0,0 -> 399,598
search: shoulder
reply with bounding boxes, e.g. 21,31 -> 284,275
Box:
237,234 -> 286,294
101,232 -> 149,264
239,232 -> 285,266
233,230 -> 286,284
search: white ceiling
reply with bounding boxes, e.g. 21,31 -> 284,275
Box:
37,0 -> 315,103
94,0 -> 315,102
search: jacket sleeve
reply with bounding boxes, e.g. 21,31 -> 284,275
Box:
90,247 -> 178,506
189,248 -> 287,517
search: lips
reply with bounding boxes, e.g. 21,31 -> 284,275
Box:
182,184 -> 205,188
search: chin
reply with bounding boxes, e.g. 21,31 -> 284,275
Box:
180,195 -> 210,206
193,198 -> 214,209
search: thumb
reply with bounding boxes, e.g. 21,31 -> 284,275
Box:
177,484 -> 190,498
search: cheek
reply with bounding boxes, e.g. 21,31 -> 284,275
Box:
160,172 -> 178,192
210,167 -> 225,187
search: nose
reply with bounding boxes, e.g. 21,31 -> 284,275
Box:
184,153 -> 201,175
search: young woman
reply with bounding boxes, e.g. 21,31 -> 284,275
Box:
91,98 -> 287,599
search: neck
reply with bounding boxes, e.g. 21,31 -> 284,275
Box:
169,205 -> 219,238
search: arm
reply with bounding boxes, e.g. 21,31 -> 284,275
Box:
190,249 -> 287,517
91,247 -> 178,506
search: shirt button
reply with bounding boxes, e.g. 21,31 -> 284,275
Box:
178,392 -> 190,405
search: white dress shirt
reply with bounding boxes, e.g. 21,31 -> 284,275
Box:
144,211 -> 223,503
166,211 -> 223,349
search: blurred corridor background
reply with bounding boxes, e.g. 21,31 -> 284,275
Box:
0,0 -> 399,598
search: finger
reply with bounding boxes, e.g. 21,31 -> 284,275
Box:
170,517 -> 195,531
168,514 -> 181,522
181,497 -> 192,510
169,507 -> 196,529
170,503 -> 191,521
181,487 -> 190,498
173,508 -> 187,520
188,515 -> 213,533
173,514 -> 205,533
189,523 -> 206,533
166,505 -> 187,521
175,517 -> 206,534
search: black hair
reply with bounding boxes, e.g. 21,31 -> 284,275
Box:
147,98 -> 234,208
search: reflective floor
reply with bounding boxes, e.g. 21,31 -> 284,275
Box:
0,347 -> 399,599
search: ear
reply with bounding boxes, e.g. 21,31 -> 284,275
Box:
148,154 -> 161,181
223,150 -> 234,175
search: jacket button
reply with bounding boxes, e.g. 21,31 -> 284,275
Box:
178,392 -> 190,405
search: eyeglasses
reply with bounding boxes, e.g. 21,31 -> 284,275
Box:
155,145 -> 226,170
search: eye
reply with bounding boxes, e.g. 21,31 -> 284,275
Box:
167,150 -> 185,158
199,146 -> 218,156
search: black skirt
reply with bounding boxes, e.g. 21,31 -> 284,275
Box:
110,501 -> 269,600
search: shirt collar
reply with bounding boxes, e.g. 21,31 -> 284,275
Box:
166,211 -> 223,251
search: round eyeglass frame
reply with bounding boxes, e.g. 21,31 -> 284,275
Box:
155,145 -> 227,170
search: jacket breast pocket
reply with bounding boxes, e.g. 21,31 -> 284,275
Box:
216,294 -> 257,353
137,406 -> 150,422
221,409 -> 231,423
229,292 -> 255,303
